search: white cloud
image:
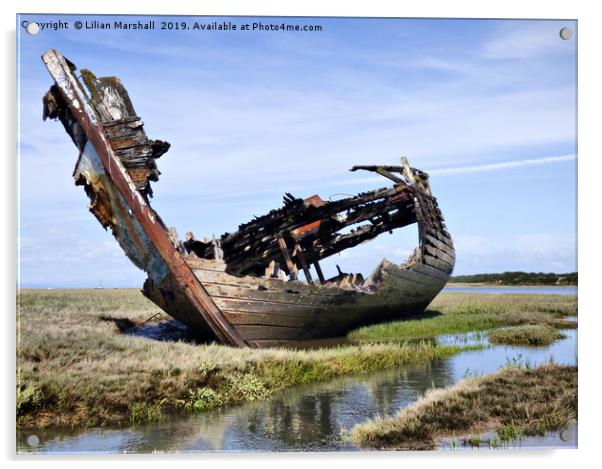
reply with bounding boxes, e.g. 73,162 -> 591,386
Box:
481,21 -> 575,60
453,233 -> 576,274
430,154 -> 576,175
289,152 -> 577,192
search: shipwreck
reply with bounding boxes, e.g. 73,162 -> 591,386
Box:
41,50 -> 455,348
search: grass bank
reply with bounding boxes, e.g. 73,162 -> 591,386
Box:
16,289 -> 478,429
489,325 -> 565,346
348,293 -> 577,342
349,363 -> 577,450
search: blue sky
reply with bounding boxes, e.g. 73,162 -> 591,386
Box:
17,15 -> 577,288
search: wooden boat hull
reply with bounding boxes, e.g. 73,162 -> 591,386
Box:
42,49 -> 455,348
142,182 -> 455,347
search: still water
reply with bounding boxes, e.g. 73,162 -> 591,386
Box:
17,326 -> 577,453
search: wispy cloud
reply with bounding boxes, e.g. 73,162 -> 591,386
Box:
481,21 -> 576,60
430,154 -> 576,175
311,153 -> 577,189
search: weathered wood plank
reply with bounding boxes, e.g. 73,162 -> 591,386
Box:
103,118 -> 146,138
213,296 -> 319,314
424,244 -> 456,266
423,254 -> 454,274
387,265 -> 447,289
314,259 -> 326,284
278,236 -> 298,278
192,266 -> 362,298
295,246 -> 314,285
214,295 -> 405,317
108,132 -> 148,150
412,263 -> 450,281
186,257 -> 228,271
114,145 -> 154,164
247,339 -> 300,348
425,234 -> 455,257
233,324 -> 332,341
203,283 -> 360,307
381,275 -> 441,300
222,308 -> 373,329
426,227 -> 454,249
223,310 -> 324,328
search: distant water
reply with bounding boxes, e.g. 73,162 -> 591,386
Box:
444,286 -> 577,296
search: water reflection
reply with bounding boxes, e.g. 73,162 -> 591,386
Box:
17,329 -> 577,453
439,422 -> 578,450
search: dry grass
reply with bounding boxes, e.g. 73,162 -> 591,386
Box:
489,325 -> 565,346
349,363 -> 577,450
16,289 -> 476,429
349,293 -> 577,342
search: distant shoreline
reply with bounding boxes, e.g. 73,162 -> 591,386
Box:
449,272 -> 577,287
446,283 -> 577,288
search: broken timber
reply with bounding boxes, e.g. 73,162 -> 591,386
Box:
42,50 -> 455,348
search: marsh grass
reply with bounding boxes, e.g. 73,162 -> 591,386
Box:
489,325 -> 565,346
349,363 -> 577,450
496,423 -> 523,442
16,289 -> 477,429
348,293 -> 577,342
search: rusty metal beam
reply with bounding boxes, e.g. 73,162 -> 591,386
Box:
41,49 -> 248,347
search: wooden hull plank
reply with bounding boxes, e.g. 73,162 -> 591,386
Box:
384,265 -> 445,289
425,234 -> 455,257
424,244 -> 456,266
413,263 -> 451,281
423,254 -> 454,274
426,227 -> 454,248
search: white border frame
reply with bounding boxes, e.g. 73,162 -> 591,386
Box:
4,1 -> 599,468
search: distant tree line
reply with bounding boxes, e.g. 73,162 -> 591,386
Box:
449,272 -> 578,285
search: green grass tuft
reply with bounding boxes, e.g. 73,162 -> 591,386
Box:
349,293 -> 577,342
497,423 -> 523,442
489,325 -> 565,346
129,401 -> 165,424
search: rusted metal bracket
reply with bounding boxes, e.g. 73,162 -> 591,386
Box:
41,49 -> 248,347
